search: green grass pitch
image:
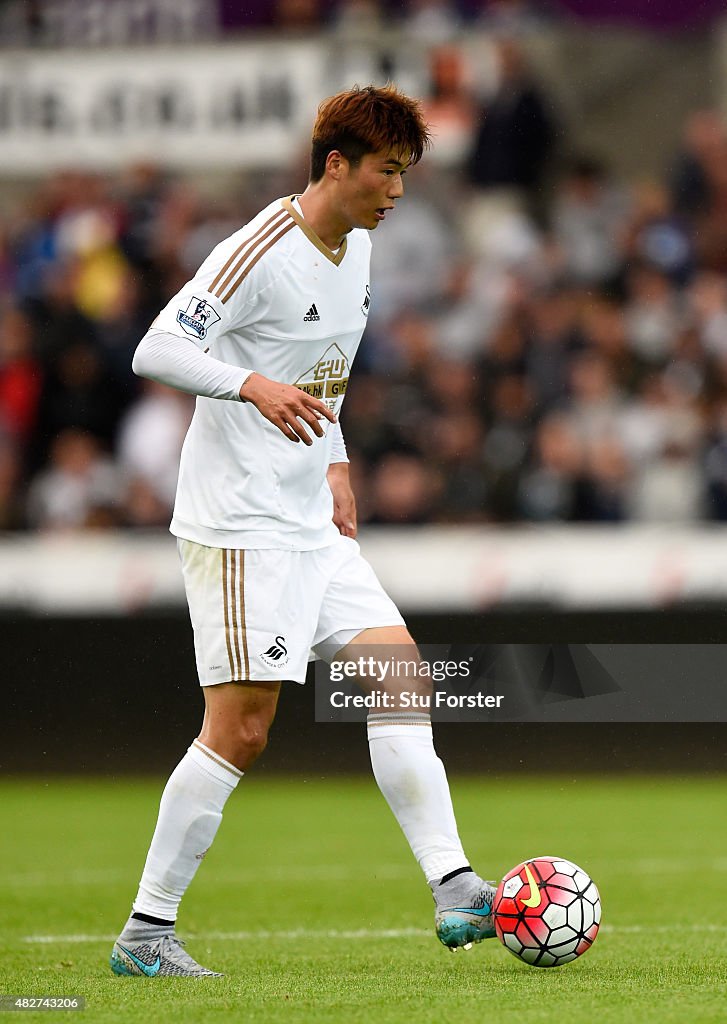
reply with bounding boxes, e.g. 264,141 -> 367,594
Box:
1,774 -> 727,1023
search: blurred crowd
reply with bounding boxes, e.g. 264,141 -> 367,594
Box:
3,31 -> 727,531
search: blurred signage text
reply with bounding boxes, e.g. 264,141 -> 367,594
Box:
0,43 -> 325,171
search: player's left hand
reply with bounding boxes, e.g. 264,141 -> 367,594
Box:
327,462 -> 357,538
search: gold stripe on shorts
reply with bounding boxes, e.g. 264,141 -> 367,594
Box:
238,550 -> 250,679
221,548 -> 236,679
229,550 -> 242,680
221,548 -> 250,682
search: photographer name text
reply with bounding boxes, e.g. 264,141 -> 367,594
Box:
329,691 -> 504,709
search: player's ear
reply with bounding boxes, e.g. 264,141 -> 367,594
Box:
326,150 -> 348,181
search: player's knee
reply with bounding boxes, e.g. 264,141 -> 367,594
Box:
233,719 -> 270,764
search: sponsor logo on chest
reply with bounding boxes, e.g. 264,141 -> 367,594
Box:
293,342 -> 350,411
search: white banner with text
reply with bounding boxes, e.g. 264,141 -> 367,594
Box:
0,42 -> 326,171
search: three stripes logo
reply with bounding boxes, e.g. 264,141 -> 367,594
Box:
303,303 -> 321,322
260,635 -> 289,668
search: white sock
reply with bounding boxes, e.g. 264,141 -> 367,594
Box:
367,712 -> 468,883
132,739 -> 242,921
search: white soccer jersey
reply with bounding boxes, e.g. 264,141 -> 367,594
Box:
151,196 -> 372,550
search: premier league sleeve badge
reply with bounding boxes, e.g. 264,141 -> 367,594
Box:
176,296 -> 222,340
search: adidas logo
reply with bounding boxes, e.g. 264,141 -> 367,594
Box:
303,303 -> 320,322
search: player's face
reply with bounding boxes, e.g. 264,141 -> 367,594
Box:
338,150 -> 408,231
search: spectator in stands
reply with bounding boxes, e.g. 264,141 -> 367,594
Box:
474,0 -> 553,35
628,435 -> 704,522
686,270 -> 727,359
435,257 -> 522,360
0,308 -> 42,444
578,296 -> 640,393
624,263 -> 683,368
23,262 -> 97,363
580,435 -> 630,522
624,180 -> 693,285
117,164 -> 164,254
518,412 -> 586,521
564,350 -> 625,447
704,399 -> 727,520
403,0 -> 462,47
482,373 -> 533,519
338,374 -> 394,464
670,110 -> 727,223
367,451 -> 441,524
618,373 -> 677,467
523,288 -> 579,412
465,37 -> 556,246
34,340 -> 126,465
368,183 -> 455,330
421,44 -> 476,166
428,409 -> 489,521
117,381 -> 193,519
551,156 -> 631,288
275,0 -> 325,29
95,268 -> 157,391
0,438 -> 25,530
26,428 -> 122,530
330,0 -> 386,55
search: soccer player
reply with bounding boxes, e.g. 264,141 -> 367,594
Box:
110,85 -> 495,978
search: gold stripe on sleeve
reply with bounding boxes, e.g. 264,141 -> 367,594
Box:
220,221 -> 295,304
209,209 -> 288,294
211,211 -> 290,299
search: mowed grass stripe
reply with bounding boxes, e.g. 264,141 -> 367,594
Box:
21,922 -> 727,945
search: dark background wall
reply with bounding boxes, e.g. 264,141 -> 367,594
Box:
3,609 -> 726,775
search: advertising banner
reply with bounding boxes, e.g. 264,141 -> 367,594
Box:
0,42 -> 326,172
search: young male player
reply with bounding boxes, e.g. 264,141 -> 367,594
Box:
110,85 -> 495,978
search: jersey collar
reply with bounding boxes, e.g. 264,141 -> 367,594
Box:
281,196 -> 348,267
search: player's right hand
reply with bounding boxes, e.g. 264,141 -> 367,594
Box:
239,372 -> 336,445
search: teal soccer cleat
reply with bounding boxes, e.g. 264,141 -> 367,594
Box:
434,880 -> 497,951
110,935 -> 223,977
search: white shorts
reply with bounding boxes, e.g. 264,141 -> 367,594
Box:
177,535 -> 405,685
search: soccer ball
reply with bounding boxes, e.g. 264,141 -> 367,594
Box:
492,856 -> 601,968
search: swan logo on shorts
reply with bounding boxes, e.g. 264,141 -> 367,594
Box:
176,297 -> 221,340
260,635 -> 289,668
